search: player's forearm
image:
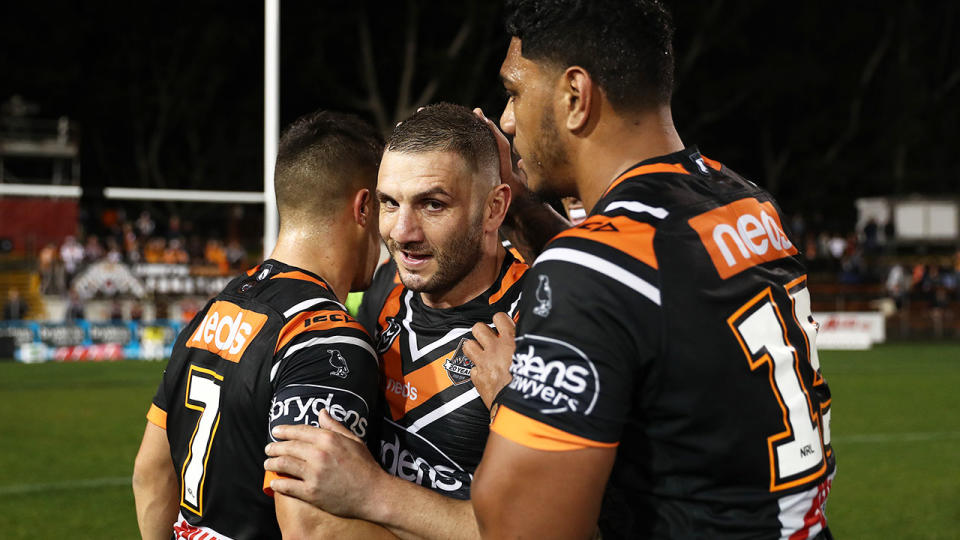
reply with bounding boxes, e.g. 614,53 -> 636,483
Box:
364,472 -> 480,540
501,193 -> 569,262
277,493 -> 398,540
132,464 -> 179,540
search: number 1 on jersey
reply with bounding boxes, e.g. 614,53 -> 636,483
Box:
181,365 -> 224,515
728,281 -> 827,492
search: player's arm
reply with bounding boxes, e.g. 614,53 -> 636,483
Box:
473,432 -> 615,539
267,413 -> 480,540
132,420 -> 179,540
473,108 -> 569,261
275,490 -> 398,540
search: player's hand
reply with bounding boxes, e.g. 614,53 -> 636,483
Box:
473,107 -> 529,191
464,312 -> 516,412
265,410 -> 383,519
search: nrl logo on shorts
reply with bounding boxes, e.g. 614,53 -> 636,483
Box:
533,274 -> 552,317
328,349 -> 349,379
376,317 -> 402,354
443,338 -> 474,385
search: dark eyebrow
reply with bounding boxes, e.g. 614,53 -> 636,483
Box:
412,186 -> 452,200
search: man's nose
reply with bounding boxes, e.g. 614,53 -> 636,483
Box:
500,100 -> 516,136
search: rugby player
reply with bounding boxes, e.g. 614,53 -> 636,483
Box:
132,110 -> 395,539
467,1 -> 836,538
264,103 -> 525,539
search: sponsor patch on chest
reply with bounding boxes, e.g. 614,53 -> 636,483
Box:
443,338 -> 474,385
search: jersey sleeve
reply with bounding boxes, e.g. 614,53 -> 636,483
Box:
492,224 -> 661,450
264,310 -> 380,494
147,379 -> 169,429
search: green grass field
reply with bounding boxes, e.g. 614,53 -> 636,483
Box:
0,344 -> 958,538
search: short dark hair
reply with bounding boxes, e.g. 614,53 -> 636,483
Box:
386,103 -> 498,175
505,0 -> 675,112
274,110 -> 384,225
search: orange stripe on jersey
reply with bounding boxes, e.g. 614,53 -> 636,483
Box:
491,406 -> 619,451
146,403 -> 167,429
507,246 -> 525,264
186,301 -> 268,363
553,215 -> 658,269
383,347 -> 458,419
275,309 -> 368,354
378,284 -> 404,330
603,163 -> 689,197
262,470 -> 291,497
270,271 -> 328,289
245,266 -> 258,277
701,155 -> 723,170
489,258 -> 528,304
688,197 -> 798,279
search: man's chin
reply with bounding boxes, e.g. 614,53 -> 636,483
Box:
397,269 -> 433,293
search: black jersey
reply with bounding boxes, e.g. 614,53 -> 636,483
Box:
148,260 -> 379,540
357,250 -> 527,499
492,148 -> 835,540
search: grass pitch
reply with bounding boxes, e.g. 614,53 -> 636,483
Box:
0,344 -> 957,538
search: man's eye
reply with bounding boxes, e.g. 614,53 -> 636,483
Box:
424,200 -> 444,211
381,199 -> 398,210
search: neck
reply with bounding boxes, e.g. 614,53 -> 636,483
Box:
420,236 -> 506,309
574,105 -> 684,212
268,223 -> 354,303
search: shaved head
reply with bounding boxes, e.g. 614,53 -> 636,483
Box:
274,110 -> 384,228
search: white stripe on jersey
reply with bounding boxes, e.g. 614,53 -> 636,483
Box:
534,247 -> 661,305
173,511 -> 235,540
402,290 -> 473,362
407,388 -> 480,434
382,417 -> 466,472
272,336 -> 378,382
603,200 -> 670,219
278,383 -> 371,413
283,297 -> 347,319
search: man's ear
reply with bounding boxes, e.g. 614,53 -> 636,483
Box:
561,66 -> 593,132
484,183 -> 512,233
352,188 -> 372,227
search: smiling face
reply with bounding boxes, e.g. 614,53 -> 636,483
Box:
377,150 -> 488,297
499,37 -> 575,199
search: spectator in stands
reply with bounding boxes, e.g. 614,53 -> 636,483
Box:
38,242 -> 60,294
863,218 -> 880,254
886,263 -> 909,310
2,288 -> 28,320
204,239 -> 228,274
135,211 -> 155,237
110,300 -> 124,322
143,237 -> 165,263
84,235 -> 105,262
105,238 -> 123,264
64,290 -> 85,321
60,235 -> 84,285
225,240 -> 246,270
162,238 -> 189,264
165,215 -> 182,241
130,302 -> 144,322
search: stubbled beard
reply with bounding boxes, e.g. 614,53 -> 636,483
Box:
388,209 -> 485,295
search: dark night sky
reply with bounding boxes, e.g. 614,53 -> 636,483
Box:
2,1 -> 957,235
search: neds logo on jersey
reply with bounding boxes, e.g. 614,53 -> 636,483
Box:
507,335 -> 599,415
187,301 -> 268,362
688,197 -> 797,279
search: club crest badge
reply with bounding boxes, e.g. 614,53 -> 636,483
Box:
376,317 -> 402,354
533,274 -> 552,317
328,349 -> 349,379
443,338 -> 474,385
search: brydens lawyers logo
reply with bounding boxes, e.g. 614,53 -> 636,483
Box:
187,301 -> 268,362
688,197 -> 797,279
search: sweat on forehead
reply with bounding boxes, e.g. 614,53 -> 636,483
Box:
387,102 -> 499,176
